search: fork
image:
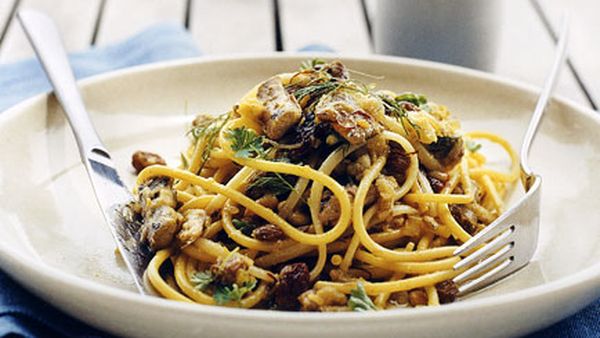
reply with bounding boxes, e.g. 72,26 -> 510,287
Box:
18,10 -> 151,295
452,19 -> 569,296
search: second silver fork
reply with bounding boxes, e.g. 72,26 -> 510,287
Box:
451,19 -> 569,296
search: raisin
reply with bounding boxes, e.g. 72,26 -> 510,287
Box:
436,280 -> 459,304
252,224 -> 286,241
385,141 -> 410,183
274,263 -> 310,310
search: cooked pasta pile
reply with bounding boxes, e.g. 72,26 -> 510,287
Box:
130,60 -> 518,311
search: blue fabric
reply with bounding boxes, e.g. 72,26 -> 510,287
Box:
525,298 -> 600,338
0,22 -> 200,112
0,22 -> 198,338
0,272 -> 111,338
0,22 -> 598,338
297,44 -> 335,53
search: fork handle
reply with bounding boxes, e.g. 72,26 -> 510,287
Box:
520,18 -> 569,181
18,10 -> 106,160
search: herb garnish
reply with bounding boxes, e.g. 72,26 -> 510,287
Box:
225,127 -> 300,198
190,271 -> 214,291
378,94 -> 407,120
190,257 -> 258,305
213,280 -> 257,305
180,152 -> 189,169
232,219 -> 259,236
247,174 -> 294,197
396,92 -> 428,106
377,94 -> 420,137
188,112 -> 231,173
466,140 -> 482,153
295,60 -> 378,109
225,127 -> 268,159
348,282 -> 378,312
300,58 -> 326,71
293,81 -> 341,102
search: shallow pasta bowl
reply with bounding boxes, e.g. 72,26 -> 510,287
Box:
0,54 -> 599,338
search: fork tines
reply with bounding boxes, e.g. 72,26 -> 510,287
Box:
451,176 -> 542,296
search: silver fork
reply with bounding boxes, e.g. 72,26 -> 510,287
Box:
452,19 -> 569,296
18,10 -> 150,295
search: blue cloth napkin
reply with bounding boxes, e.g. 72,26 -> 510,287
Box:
0,22 -> 598,338
529,299 -> 600,338
0,22 -> 199,338
0,22 -> 200,112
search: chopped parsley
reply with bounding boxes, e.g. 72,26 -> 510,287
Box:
225,128 -> 300,198
225,127 -> 268,159
348,282 -> 378,312
190,262 -> 258,305
190,271 -> 214,291
213,280 -> 257,305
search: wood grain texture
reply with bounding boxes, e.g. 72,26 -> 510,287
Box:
95,0 -> 187,45
365,0 -> 587,105
493,0 -> 587,105
0,0 -> 101,62
537,0 -> 599,108
0,0 -> 592,109
190,0 -> 274,54
279,0 -> 371,53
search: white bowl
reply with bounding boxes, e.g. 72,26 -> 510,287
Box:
0,55 -> 598,338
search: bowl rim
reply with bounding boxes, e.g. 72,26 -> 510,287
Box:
1,52 -> 599,322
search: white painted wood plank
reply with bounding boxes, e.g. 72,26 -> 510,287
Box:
537,0 -> 599,108
365,0 -> 587,105
95,0 -> 186,45
364,0 -> 375,25
190,0 -> 274,54
0,0 -> 16,35
494,0 -> 588,105
279,0 -> 371,53
0,0 -> 101,63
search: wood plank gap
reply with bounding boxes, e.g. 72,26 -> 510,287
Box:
530,0 -> 598,110
273,0 -> 283,51
189,0 -> 274,54
185,0 -> 192,30
0,0 -> 20,47
279,0 -> 370,53
359,0 -> 373,48
90,0 -> 106,46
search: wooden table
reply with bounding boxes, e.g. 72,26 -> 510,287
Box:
0,0 -> 597,110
